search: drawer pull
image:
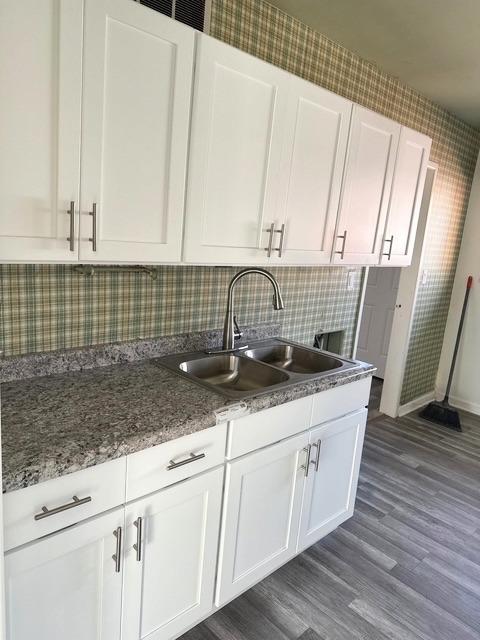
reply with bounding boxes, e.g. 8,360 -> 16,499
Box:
167,452 -> 206,471
133,517 -> 143,562
300,445 -> 312,477
34,495 -> 92,521
112,527 -> 122,573
312,440 -> 322,472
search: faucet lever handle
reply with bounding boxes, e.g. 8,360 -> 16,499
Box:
233,315 -> 243,341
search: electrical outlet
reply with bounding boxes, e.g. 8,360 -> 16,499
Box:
347,270 -> 356,291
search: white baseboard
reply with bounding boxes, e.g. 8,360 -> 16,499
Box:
398,392 -> 435,417
434,389 -> 480,416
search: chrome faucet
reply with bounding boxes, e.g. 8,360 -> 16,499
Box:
219,268 -> 285,352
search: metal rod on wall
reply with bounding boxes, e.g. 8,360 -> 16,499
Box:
73,265 -> 158,280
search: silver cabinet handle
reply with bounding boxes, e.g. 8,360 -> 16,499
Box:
335,230 -> 347,259
34,495 -> 92,521
312,439 -> 322,472
264,223 -> 275,257
112,527 -> 122,573
275,223 -> 286,258
300,444 -> 312,477
167,452 -> 206,470
383,234 -> 394,260
133,517 -> 143,562
66,201 -> 75,252
89,203 -> 97,252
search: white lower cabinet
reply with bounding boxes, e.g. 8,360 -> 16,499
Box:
4,507 -> 124,640
216,432 -> 309,606
121,467 -> 224,640
297,409 -> 367,552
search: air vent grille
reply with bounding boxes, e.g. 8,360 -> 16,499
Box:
137,0 -> 206,31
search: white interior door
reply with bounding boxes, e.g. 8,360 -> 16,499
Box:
183,34 -> 290,265
81,0 -> 194,263
333,106 -> 400,265
216,432 -> 308,607
0,0 -> 83,262
122,467 -> 223,640
4,508 -> 124,640
298,409 -> 367,552
380,127 -> 432,266
357,267 -> 401,377
278,77 -> 352,264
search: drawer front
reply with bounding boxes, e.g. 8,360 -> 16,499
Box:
126,423 -> 227,501
226,396 -> 313,459
3,457 -> 126,551
310,377 -> 371,427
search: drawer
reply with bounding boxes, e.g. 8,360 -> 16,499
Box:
126,423 -> 227,501
310,377 -> 371,427
3,457 -> 126,551
226,396 -> 313,459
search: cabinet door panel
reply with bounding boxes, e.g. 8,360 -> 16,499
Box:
81,0 -> 194,262
4,508 -> 124,640
381,127 -> 431,266
334,106 -> 400,265
183,35 -> 290,264
0,0 -> 82,262
216,432 -> 308,606
122,467 -> 223,640
279,78 -> 352,264
298,409 -> 367,552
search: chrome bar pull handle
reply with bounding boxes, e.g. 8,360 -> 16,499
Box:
264,223 -> 275,257
112,527 -> 122,573
133,517 -> 143,562
167,452 -> 206,470
275,223 -> 286,258
89,203 -> 97,252
383,234 -> 394,260
335,230 -> 347,260
312,439 -> 322,472
66,201 -> 75,252
301,444 -> 312,477
34,495 -> 92,521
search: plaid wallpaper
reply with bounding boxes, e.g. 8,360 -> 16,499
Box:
209,0 -> 480,405
0,265 -> 363,358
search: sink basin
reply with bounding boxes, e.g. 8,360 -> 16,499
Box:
244,344 -> 344,375
179,354 -> 289,394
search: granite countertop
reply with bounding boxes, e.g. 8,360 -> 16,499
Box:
0,329 -> 374,493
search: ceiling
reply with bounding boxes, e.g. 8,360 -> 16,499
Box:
267,0 -> 480,128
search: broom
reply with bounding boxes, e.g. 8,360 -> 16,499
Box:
419,275 -> 473,432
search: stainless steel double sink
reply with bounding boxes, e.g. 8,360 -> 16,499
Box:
156,338 -> 360,399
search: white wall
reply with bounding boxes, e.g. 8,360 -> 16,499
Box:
437,153 -> 480,414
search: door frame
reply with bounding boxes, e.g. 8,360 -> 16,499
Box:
353,162 -> 438,417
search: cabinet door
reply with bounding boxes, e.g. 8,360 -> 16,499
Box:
80,0 -> 194,263
183,35 -> 290,265
4,508 -> 124,640
0,0 -> 82,262
122,467 -> 223,640
333,106 -> 400,265
297,409 -> 367,552
278,77 -> 352,264
380,127 -> 431,266
216,432 -> 309,606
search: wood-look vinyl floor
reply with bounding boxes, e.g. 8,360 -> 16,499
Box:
181,405 -> 480,640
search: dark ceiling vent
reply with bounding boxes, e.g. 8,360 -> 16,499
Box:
137,0 -> 206,32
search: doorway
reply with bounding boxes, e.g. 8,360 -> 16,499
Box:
354,163 -> 438,417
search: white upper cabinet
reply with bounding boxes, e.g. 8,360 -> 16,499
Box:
183,35 -> 290,265
277,77 -> 353,264
333,106 -> 401,265
80,0 -> 194,263
0,0 -> 83,262
380,127 -> 432,266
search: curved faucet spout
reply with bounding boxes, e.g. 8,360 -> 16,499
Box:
222,268 -> 285,351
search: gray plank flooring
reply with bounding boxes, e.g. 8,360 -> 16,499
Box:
181,399 -> 480,640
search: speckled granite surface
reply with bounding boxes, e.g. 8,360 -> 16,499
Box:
1,353 -> 374,493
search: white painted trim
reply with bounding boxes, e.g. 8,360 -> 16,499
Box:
352,267 -> 369,358
204,0 -> 212,34
380,163 -> 438,417
398,391 -> 435,417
